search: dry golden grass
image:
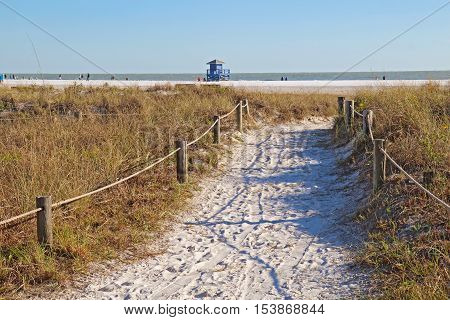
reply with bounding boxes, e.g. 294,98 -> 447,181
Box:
338,84 -> 449,299
0,84 -> 336,297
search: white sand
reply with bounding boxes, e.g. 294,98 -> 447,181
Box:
57,119 -> 369,300
2,79 -> 448,93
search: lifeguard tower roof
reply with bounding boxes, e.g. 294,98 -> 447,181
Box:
207,59 -> 225,65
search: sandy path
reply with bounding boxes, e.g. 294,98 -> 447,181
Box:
60,118 -> 368,299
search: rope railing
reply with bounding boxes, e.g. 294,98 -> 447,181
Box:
0,100 -> 250,238
0,208 -> 41,228
51,148 -> 180,209
220,102 -> 241,119
186,119 -> 219,147
338,97 -> 449,211
354,110 -> 363,117
0,149 -> 180,229
380,148 -> 450,210
185,99 -> 248,148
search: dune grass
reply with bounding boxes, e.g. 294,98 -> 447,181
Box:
337,83 -> 449,299
0,84 -> 336,297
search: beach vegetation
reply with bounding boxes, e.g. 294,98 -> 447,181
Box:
336,84 -> 449,299
0,84 -> 335,297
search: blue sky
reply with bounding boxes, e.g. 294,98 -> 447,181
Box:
0,0 -> 449,73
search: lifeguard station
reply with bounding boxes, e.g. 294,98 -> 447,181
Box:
206,59 -> 230,81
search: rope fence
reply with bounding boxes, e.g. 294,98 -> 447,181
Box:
184,99 -> 248,148
354,110 -> 363,117
0,99 -> 251,247
380,148 -> 450,210
220,102 -> 241,119
338,97 -> 449,211
51,148 -> 180,209
186,119 -> 218,147
8,96 -> 444,246
0,208 -> 41,229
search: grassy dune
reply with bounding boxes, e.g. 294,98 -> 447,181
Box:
0,84 -> 335,296
338,84 -> 449,299
3,83 -> 446,299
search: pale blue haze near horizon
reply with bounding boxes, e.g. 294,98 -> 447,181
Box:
0,0 -> 449,74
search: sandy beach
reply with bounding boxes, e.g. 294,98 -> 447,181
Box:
2,79 -> 448,94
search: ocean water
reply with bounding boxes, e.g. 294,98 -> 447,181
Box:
7,70 -> 450,81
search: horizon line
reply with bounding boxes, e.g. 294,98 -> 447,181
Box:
4,69 -> 450,75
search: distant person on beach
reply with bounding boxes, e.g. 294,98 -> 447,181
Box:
125,77 -> 129,81
111,76 -> 115,80
0,74 -> 3,83
58,74 -> 62,80
382,75 -> 386,80
284,76 -> 288,81
87,73 -> 90,81
280,77 -> 284,81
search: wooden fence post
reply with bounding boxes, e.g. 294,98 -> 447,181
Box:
236,100 -> 243,132
373,139 -> 386,192
213,115 -> 220,144
338,97 -> 345,116
345,100 -> 354,131
36,196 -> 53,248
362,110 -> 374,137
244,99 -> 250,116
175,140 -> 187,183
